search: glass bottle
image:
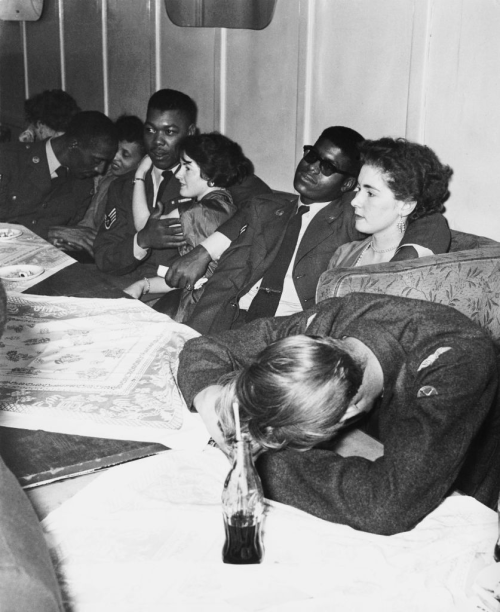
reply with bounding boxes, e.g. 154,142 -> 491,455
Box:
222,434 -> 264,564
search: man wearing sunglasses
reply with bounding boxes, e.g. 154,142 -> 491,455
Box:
173,126 -> 448,334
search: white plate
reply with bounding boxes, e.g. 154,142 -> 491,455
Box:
0,228 -> 22,240
0,265 -> 44,281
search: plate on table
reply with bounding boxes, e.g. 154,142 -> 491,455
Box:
0,265 -> 44,281
0,228 -> 22,240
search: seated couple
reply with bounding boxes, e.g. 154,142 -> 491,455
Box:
144,127 -> 452,334
177,291 -> 500,535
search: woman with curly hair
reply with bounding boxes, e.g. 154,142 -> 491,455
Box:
125,131 -> 250,320
327,137 -> 453,268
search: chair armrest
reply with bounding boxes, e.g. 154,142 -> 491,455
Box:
317,246 -> 500,340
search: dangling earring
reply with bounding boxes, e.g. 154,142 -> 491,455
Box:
208,180 -> 215,187
397,213 -> 406,233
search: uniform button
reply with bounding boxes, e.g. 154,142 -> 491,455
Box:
11,195 -> 16,200
31,220 -> 36,225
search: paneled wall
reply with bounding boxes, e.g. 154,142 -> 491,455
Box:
0,0 -> 499,239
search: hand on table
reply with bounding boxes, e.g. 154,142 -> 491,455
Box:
136,202 -> 186,250
48,226 -> 97,256
123,279 -> 148,299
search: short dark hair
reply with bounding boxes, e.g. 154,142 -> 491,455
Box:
217,335 -> 362,451
65,111 -> 118,150
24,89 -> 80,132
114,114 -> 144,145
359,137 -> 453,221
319,126 -> 365,175
181,132 -> 251,188
147,89 -> 197,126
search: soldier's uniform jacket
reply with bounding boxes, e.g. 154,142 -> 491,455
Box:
0,141 -> 94,240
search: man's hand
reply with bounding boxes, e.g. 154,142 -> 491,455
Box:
48,226 -> 97,256
165,245 -> 212,288
136,202 -> 186,250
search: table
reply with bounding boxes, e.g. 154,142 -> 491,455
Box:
0,226 -> 383,521
0,228 -> 169,514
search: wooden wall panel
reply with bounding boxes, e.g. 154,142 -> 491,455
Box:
24,0 -> 61,98
0,21 -> 24,130
107,0 -> 153,120
310,0 -> 414,142
63,0 -> 104,112
224,0 -> 301,191
423,0 -> 500,240
160,9 -> 217,132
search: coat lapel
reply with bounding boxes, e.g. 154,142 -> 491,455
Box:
25,141 -> 52,193
294,197 -> 345,264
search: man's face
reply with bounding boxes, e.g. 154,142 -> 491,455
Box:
67,139 -> 117,179
143,108 -> 195,170
293,137 -> 354,204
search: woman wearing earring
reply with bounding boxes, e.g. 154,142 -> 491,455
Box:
327,137 -> 453,269
125,132 -> 250,320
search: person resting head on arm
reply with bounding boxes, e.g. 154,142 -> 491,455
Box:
177,293 -> 498,534
124,131 -> 250,321
48,114 -> 145,257
328,137 -> 453,269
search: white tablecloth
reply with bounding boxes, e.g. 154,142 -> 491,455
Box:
43,447 -> 500,612
0,223 -> 74,291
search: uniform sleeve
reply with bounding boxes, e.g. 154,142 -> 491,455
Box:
93,176 -> 144,275
257,332 -> 497,535
177,311 -> 310,408
392,212 -> 451,261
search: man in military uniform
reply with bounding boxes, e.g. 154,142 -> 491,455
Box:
0,111 -> 117,240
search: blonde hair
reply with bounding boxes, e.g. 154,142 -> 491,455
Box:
217,335 -> 362,451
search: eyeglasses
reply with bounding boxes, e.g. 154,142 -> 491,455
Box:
302,145 -> 355,178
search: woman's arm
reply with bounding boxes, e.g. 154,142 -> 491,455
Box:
132,156 -> 153,231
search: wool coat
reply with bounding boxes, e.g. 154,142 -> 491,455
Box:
178,293 -> 499,535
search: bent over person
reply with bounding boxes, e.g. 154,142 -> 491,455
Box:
178,293 -> 499,535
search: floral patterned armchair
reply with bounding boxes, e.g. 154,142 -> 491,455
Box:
317,230 -> 500,343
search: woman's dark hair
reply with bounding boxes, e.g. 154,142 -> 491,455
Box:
114,115 -> 144,146
24,89 -> 80,132
217,335 -> 362,451
181,132 -> 252,188
359,137 -> 453,221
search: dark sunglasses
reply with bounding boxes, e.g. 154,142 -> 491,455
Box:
302,145 -> 355,178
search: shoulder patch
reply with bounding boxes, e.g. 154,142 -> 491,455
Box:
417,347 -> 452,371
417,385 -> 438,398
104,208 -> 117,230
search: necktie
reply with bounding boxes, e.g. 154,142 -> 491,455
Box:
50,166 -> 68,192
156,170 -> 174,209
246,205 -> 310,321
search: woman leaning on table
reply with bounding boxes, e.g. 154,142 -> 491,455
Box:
327,137 -> 453,269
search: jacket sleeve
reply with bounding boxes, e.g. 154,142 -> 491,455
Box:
177,310 -> 311,408
257,332 -> 497,535
93,174 -> 145,275
392,212 -> 451,261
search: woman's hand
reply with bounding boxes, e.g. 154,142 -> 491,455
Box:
123,279 -> 148,299
135,155 -> 153,180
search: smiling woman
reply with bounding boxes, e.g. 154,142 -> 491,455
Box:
327,137 -> 454,268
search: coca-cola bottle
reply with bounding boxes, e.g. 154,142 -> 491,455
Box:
222,433 -> 264,564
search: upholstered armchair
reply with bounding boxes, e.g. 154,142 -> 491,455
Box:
317,230 -> 500,342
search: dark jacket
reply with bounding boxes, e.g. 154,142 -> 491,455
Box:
178,293 -> 499,534
0,141 -> 94,240
186,191 -> 364,334
186,192 -> 452,335
93,169 -> 271,278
